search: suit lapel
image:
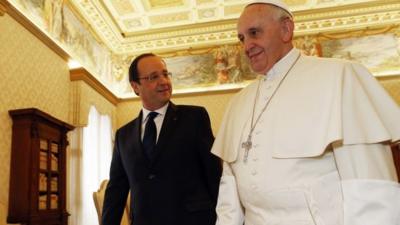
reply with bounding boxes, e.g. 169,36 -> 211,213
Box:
127,111 -> 151,164
150,103 -> 178,166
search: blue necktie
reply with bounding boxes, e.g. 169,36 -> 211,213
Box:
143,112 -> 158,160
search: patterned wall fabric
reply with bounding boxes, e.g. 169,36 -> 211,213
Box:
0,14 -> 118,224
0,14 -> 71,223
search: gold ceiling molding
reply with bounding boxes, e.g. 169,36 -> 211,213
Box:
0,0 -> 7,16
124,19 -> 237,42
294,0 -> 400,21
125,30 -> 238,55
114,19 -> 239,53
318,25 -> 399,40
70,68 -> 119,106
294,11 -> 400,36
377,75 -> 400,82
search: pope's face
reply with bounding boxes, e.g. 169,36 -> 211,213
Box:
237,4 -> 292,74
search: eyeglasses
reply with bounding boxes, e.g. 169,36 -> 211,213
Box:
138,72 -> 172,82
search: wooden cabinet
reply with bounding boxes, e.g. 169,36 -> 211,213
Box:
7,108 -> 74,225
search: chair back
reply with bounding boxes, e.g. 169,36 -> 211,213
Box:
93,180 -> 131,225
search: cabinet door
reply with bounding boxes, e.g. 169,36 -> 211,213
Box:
38,138 -> 61,211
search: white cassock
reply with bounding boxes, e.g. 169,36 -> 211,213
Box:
212,48 -> 400,225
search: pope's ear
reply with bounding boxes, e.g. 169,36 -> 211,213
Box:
280,17 -> 294,43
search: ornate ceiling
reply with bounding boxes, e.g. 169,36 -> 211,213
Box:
68,0 -> 400,55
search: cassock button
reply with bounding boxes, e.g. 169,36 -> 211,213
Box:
148,174 -> 156,180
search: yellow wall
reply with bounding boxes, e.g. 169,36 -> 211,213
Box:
0,14 -> 71,224
0,14 -> 118,225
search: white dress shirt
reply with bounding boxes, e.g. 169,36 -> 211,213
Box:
141,102 -> 169,142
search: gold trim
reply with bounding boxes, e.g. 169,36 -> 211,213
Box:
0,0 -> 7,16
294,0 -> 400,21
318,25 -> 398,40
3,1 -> 69,61
70,68 -> 119,105
377,75 -> 400,82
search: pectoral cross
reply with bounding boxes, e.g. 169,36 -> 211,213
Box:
241,135 -> 252,163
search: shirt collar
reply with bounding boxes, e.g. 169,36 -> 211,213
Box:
142,102 -> 169,122
265,48 -> 300,81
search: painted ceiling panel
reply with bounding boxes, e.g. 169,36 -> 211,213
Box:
146,0 -> 186,9
110,0 -> 136,15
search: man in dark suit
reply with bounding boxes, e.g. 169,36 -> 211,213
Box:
102,53 -> 222,225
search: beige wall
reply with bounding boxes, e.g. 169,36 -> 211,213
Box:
0,14 -> 117,225
0,14 -> 71,224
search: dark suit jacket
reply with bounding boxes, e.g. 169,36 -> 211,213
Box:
102,102 -> 222,225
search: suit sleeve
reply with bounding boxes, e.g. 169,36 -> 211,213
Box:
333,143 -> 400,225
196,107 -> 222,203
102,129 -> 130,225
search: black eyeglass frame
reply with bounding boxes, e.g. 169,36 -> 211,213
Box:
138,72 -> 172,82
